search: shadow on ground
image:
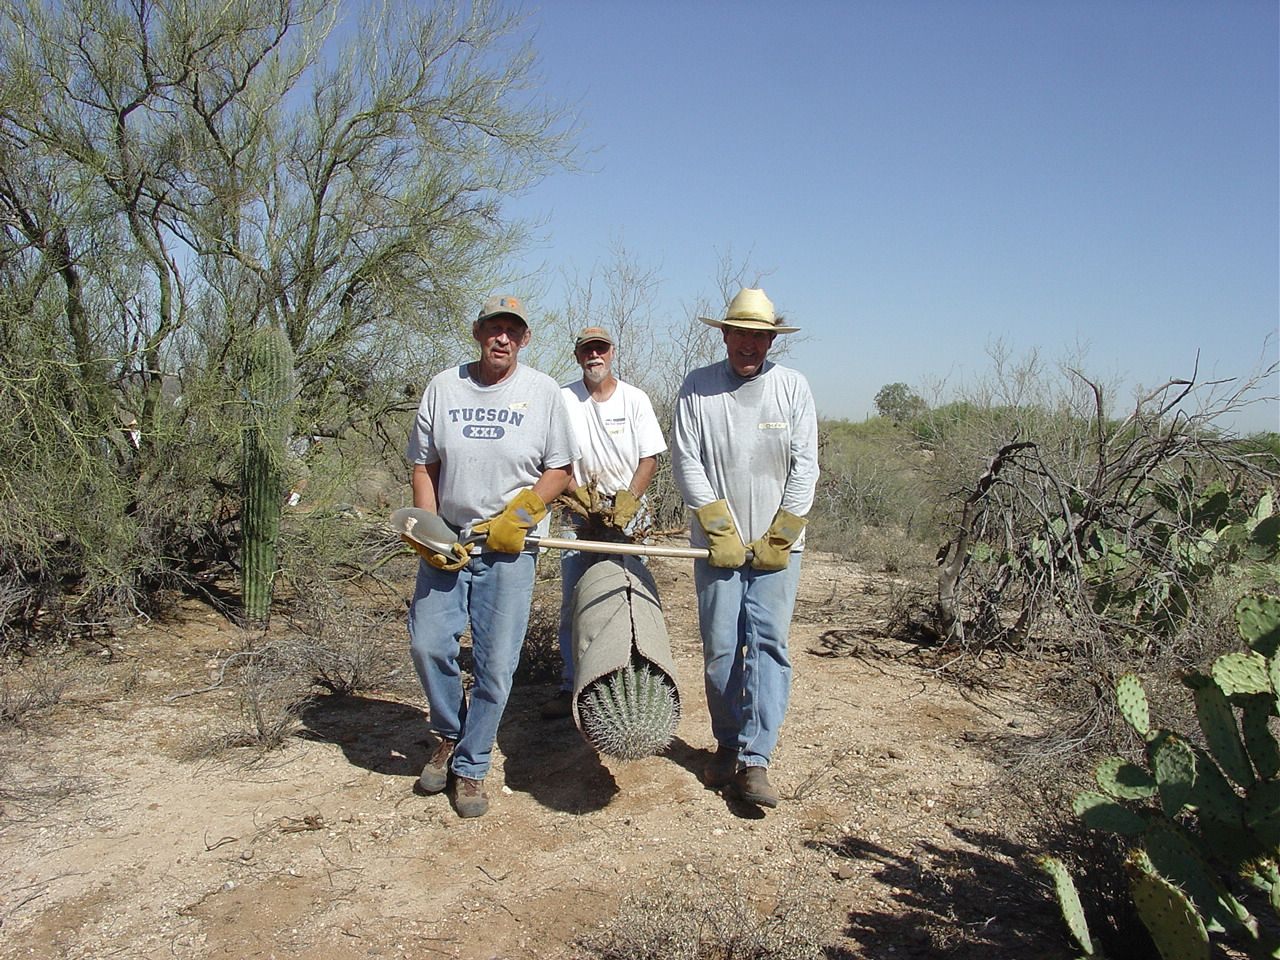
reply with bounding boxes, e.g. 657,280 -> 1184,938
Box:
810,826 -> 1075,960
297,694 -> 432,778
496,682 -> 618,814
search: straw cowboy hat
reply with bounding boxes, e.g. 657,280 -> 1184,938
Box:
698,287 -> 799,334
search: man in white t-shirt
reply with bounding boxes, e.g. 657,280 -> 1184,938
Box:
541,326 -> 667,719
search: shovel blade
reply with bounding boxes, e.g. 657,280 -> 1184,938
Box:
390,507 -> 459,555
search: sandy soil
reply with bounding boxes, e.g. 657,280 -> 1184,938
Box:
0,547 -> 1076,959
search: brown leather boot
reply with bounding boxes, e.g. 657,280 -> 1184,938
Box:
731,766 -> 779,808
451,776 -> 490,818
703,746 -> 738,788
418,736 -> 455,794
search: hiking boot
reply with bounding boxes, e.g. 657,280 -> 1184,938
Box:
540,689 -> 573,720
703,746 -> 739,788
731,766 -> 779,808
418,736 -> 455,794
451,775 -> 490,818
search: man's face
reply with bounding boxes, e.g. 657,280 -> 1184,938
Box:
723,327 -> 776,378
474,315 -> 530,376
575,340 -> 614,385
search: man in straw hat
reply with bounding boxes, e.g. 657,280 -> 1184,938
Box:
671,287 -> 819,808
540,325 -> 667,720
403,294 -> 577,817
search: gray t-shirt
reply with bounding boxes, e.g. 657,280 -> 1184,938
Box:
406,363 -> 578,541
671,358 -> 820,550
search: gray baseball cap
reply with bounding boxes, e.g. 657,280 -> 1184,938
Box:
476,294 -> 528,326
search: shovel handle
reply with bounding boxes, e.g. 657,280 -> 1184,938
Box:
526,535 -> 710,561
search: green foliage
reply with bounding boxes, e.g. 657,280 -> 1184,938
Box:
578,657 -> 679,762
873,381 -> 927,423
1081,483 -> 1279,640
1043,592 -> 1280,959
240,327 -> 295,623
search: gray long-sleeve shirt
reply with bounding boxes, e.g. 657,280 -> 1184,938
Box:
671,358 -> 820,551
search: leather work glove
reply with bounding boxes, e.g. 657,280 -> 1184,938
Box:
694,499 -> 746,568
609,490 -> 640,531
402,535 -> 471,573
472,489 -> 547,553
748,509 -> 808,571
569,485 -> 595,513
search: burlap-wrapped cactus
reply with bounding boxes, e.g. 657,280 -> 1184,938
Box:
240,326 -> 295,623
570,558 -> 680,761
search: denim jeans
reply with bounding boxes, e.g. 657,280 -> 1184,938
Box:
694,556 -> 803,769
407,551 -> 535,780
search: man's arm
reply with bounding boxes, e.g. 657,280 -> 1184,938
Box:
671,379 -> 718,508
531,464 -> 574,504
627,455 -> 659,497
780,378 -> 820,516
411,461 -> 441,512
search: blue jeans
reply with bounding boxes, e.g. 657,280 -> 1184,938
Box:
407,552 -> 535,780
694,556 -> 803,769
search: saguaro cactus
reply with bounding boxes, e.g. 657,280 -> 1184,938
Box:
240,326 -> 295,623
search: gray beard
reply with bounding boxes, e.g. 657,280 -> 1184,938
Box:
583,366 -> 608,386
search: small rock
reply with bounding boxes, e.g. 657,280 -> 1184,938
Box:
835,863 -> 856,880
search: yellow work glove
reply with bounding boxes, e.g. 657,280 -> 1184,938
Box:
609,490 -> 640,531
748,509 -> 808,571
472,489 -> 547,553
568,485 -> 595,513
694,500 -> 746,569
402,536 -> 471,572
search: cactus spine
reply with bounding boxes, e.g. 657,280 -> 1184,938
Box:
240,326 -> 295,623
578,656 -> 680,761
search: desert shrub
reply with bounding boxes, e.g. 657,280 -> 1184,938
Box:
808,418 -> 935,562
912,344 -> 1279,656
516,589 -> 562,685
0,658 -> 71,727
281,589 -> 403,697
574,875 -> 824,960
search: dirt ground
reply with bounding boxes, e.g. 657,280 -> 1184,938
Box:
0,546 -> 1079,959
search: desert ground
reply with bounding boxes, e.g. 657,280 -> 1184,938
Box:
0,544 -> 1078,959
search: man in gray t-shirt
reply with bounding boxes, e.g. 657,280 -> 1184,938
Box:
404,294 -> 576,818
672,287 -> 819,810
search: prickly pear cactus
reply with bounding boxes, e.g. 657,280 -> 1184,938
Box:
578,657 -> 679,761
1038,855 -> 1096,956
1049,593 -> 1280,959
1115,672 -> 1151,737
240,326 -> 295,623
1127,854 -> 1210,960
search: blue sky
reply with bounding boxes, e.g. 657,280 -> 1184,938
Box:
501,0 -> 1278,432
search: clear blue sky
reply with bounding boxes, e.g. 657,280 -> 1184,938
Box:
500,0 -> 1279,433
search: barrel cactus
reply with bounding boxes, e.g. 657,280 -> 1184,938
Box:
240,326 -> 295,623
578,655 -> 680,762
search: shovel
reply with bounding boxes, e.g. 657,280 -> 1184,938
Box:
390,506 -> 711,562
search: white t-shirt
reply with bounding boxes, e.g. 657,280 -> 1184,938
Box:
559,378 -> 667,495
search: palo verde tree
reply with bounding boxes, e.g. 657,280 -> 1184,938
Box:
0,0 -> 576,638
